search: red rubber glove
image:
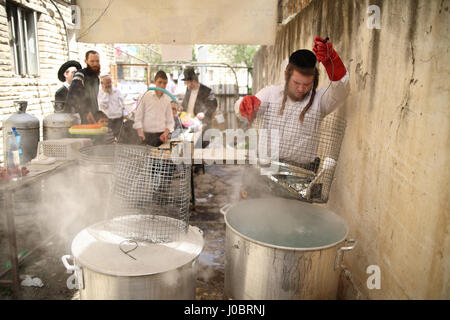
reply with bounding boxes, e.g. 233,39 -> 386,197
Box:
239,95 -> 261,122
313,36 -> 347,81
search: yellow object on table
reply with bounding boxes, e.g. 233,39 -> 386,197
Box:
69,126 -> 108,135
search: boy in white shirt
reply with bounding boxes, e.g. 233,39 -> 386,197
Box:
133,71 -> 175,147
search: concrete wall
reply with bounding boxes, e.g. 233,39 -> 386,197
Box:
253,0 -> 449,299
0,0 -> 115,164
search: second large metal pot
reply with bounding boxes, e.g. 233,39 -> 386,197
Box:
221,198 -> 356,300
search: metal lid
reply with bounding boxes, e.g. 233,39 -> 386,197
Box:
4,112 -> 39,129
224,198 -> 348,250
43,113 -> 77,127
71,217 -> 204,276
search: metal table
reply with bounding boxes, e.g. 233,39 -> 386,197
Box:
0,160 -> 76,298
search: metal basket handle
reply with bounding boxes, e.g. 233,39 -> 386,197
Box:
219,203 -> 232,216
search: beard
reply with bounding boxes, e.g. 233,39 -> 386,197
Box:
86,65 -> 100,77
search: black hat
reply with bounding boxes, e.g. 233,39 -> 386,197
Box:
181,67 -> 198,81
58,60 -> 82,82
289,49 -> 316,69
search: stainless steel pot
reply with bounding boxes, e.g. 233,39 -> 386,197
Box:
221,198 -> 356,300
62,217 -> 204,300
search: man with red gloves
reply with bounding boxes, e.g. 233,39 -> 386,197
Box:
237,36 -> 348,122
234,37 -> 350,198
235,37 -> 349,163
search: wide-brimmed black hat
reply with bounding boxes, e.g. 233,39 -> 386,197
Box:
181,67 -> 198,81
58,60 -> 82,82
289,49 -> 317,69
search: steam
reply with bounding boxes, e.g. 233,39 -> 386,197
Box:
33,165 -> 111,250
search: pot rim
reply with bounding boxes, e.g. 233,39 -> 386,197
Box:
74,255 -> 199,277
71,220 -> 204,277
224,213 -> 349,252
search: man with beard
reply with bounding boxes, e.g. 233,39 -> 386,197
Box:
65,50 -> 101,124
234,37 -> 350,199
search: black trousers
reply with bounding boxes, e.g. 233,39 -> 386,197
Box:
108,117 -> 124,138
143,132 -> 164,147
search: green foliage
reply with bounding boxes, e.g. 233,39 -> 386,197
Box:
208,45 -> 260,68
136,44 -> 162,64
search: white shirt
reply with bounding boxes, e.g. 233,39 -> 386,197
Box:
167,79 -> 177,94
98,87 -> 127,119
133,90 -> 174,133
186,88 -> 199,117
235,72 -> 350,164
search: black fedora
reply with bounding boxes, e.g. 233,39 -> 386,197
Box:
57,60 -> 82,82
181,67 -> 198,81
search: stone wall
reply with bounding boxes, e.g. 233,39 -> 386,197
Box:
0,0 -> 115,163
253,0 -> 449,299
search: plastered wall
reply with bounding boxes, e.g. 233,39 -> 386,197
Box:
253,0 -> 449,299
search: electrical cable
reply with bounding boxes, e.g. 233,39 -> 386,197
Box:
46,0 -> 70,60
320,38 -> 334,99
77,0 -> 114,40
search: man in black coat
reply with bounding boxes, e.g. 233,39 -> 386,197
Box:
65,50 -> 101,124
55,60 -> 81,113
181,67 -> 218,147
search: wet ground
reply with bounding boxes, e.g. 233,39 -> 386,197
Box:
0,164 -> 244,300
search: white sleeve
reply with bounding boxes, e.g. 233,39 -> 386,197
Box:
318,72 -> 350,115
233,85 -> 274,122
254,85 -> 273,106
166,103 -> 175,132
97,91 -> 109,112
118,91 -> 128,117
133,96 -> 144,130
234,97 -> 246,122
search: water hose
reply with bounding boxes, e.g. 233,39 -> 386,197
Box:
147,87 -> 177,102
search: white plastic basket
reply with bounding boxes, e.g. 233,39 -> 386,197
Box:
37,138 -> 93,160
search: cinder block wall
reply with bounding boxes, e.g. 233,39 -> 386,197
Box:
253,0 -> 449,299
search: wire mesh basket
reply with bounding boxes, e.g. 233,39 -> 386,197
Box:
105,144 -> 191,243
104,214 -> 188,243
251,102 -> 346,203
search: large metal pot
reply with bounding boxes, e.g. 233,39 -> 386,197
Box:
43,112 -> 79,140
3,101 -> 39,164
62,216 -> 204,300
221,198 -> 356,300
